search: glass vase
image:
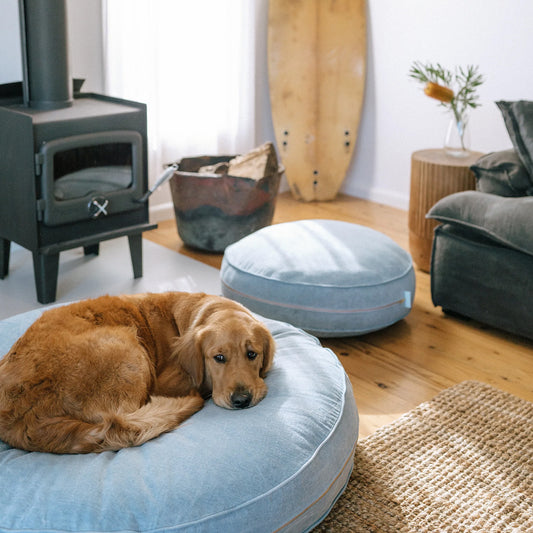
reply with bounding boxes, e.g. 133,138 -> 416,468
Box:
444,112 -> 470,157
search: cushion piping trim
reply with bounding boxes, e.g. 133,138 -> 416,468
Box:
426,214 -> 533,258
273,440 -> 357,533
221,279 -> 409,314
222,260 -> 413,289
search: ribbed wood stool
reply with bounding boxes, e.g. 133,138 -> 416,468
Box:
408,149 -> 482,272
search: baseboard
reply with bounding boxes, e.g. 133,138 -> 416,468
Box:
149,201 -> 174,223
343,185 -> 409,211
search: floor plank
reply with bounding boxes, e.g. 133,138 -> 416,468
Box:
144,191 -> 533,438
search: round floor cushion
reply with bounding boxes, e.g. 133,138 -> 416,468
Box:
221,219 -> 416,337
0,306 -> 358,533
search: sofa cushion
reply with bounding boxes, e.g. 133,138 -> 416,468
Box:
496,100 -> 533,177
427,190 -> 533,256
470,149 -> 533,197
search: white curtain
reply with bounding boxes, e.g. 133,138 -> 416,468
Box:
102,0 -> 257,186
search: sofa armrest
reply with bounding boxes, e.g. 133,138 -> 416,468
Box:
427,190 -> 533,256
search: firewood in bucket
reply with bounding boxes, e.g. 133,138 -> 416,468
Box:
198,142 -> 278,180
197,162 -> 229,175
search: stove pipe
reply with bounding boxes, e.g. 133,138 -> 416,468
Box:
19,0 -> 73,109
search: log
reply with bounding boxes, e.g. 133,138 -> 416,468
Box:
198,142 -> 278,180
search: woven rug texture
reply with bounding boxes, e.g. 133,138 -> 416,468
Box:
315,380 -> 533,532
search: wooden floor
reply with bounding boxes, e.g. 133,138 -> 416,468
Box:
145,191 -> 533,438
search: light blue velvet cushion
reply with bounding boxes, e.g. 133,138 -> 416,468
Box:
0,306 -> 358,533
221,219 -> 415,337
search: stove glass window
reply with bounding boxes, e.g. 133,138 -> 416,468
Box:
53,142 -> 134,201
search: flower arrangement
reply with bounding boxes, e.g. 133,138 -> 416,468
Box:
408,61 -> 484,154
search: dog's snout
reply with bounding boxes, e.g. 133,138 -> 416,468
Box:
231,390 -> 252,409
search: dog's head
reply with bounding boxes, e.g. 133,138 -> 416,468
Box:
173,297 -> 275,409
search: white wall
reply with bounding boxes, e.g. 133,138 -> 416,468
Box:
2,0 -> 532,214
0,0 -> 104,91
336,0 -> 533,209
66,0 -> 104,93
0,0 -> 23,83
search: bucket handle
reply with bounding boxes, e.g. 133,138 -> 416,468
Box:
136,163 -> 178,203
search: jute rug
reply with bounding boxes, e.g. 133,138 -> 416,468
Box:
315,381 -> 533,532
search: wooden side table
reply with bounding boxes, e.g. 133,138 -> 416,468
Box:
408,149 -> 482,272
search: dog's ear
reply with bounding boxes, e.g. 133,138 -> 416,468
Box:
171,292 -> 208,334
259,326 -> 275,378
172,330 -> 205,388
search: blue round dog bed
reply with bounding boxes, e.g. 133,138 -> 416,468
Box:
221,219 -> 416,337
0,306 -> 358,533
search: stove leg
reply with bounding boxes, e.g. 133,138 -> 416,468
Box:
32,251 -> 59,304
0,238 -> 10,279
128,234 -> 143,279
84,243 -> 100,256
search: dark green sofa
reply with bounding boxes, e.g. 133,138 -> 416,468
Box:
427,101 -> 533,341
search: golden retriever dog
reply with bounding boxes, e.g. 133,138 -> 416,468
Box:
0,292 -> 274,454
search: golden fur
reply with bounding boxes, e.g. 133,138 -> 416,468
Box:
0,292 -> 274,453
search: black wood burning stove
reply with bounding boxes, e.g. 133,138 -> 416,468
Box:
0,0 -> 156,304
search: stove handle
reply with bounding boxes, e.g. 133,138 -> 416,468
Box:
88,197 -> 109,218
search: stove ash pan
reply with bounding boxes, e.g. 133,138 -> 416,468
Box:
36,130 -> 144,226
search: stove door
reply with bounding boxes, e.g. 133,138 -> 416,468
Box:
38,130 -> 144,226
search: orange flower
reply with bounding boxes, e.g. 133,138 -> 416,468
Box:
424,82 -> 454,103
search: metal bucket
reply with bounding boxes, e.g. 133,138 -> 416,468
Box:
169,155 -> 283,252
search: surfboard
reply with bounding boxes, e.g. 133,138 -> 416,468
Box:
268,0 -> 366,202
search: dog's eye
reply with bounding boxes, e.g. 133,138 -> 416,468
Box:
214,354 -> 226,363
247,351 -> 258,361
